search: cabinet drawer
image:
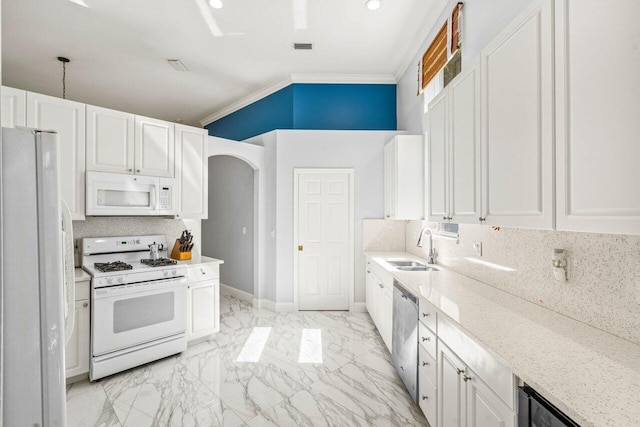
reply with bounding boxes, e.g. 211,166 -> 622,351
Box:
75,280 -> 90,301
419,322 -> 437,359
187,263 -> 219,283
419,299 -> 437,333
419,344 -> 437,384
418,366 -> 437,424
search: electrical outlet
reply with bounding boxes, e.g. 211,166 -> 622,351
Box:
473,241 -> 482,256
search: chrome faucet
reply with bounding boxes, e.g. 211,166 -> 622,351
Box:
417,227 -> 437,264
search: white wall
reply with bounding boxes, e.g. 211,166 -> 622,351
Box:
397,0 -> 535,133
270,130 -> 400,305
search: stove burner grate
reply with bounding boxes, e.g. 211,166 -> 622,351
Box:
94,261 -> 133,273
140,258 -> 178,267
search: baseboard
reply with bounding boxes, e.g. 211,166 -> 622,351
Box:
351,302 -> 367,313
252,298 -> 296,312
220,283 -> 254,303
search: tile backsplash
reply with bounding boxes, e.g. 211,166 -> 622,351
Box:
364,219 -> 640,345
72,217 -> 201,266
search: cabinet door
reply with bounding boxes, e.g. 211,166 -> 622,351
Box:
383,140 -> 397,219
480,0 -> 554,229
134,115 -> 175,177
27,92 -> 86,220
1,86 -> 26,127
86,105 -> 135,174
465,369 -> 516,427
449,64 -> 481,224
555,0 -> 640,235
188,280 -> 219,341
65,300 -> 90,378
377,283 -> 393,352
438,341 -> 465,427
175,124 -> 208,219
396,135 -> 425,220
427,90 -> 449,222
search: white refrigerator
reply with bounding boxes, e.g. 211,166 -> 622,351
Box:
1,127 -> 69,426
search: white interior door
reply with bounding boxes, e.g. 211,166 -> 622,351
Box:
296,169 -> 353,311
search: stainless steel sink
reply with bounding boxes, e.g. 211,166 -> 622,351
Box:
396,266 -> 440,272
388,260 -> 426,267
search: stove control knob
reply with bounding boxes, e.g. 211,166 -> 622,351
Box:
107,278 -> 114,285
118,277 -> 124,283
163,270 -> 169,277
172,269 -> 178,276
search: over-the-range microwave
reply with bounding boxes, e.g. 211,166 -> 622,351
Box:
86,171 -> 175,216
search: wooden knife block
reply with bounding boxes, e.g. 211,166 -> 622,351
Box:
170,239 -> 192,260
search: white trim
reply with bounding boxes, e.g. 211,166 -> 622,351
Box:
394,0 -> 450,81
199,74 -> 397,127
293,168 -> 355,312
351,302 -> 367,313
219,283 -> 254,303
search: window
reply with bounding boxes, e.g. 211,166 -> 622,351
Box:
451,3 -> 463,55
421,22 -> 448,91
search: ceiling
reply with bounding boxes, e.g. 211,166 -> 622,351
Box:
2,0 -> 437,126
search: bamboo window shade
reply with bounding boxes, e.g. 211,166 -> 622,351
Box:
451,3 -> 462,54
421,22 -> 448,90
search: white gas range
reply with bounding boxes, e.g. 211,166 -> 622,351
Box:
82,235 -> 187,381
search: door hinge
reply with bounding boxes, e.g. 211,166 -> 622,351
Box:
298,245 -> 303,251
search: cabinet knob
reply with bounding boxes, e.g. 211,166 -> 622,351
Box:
422,361 -> 430,367
456,368 -> 465,375
367,270 -> 371,273
422,395 -> 429,401
479,217 -> 486,223
379,284 -> 384,289
136,169 -> 141,173
128,169 -> 132,172
463,375 -> 472,382
421,336 -> 430,342
442,216 -> 447,220
422,312 -> 430,317
83,302 -> 88,308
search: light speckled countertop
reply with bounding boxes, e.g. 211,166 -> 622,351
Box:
176,255 -> 224,266
74,267 -> 91,281
364,251 -> 640,427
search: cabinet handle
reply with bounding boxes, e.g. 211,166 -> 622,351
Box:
379,284 -> 384,289
442,216 -> 447,220
463,375 -> 472,382
83,302 -> 88,308
422,312 -> 430,317
367,270 -> 371,273
421,336 -> 430,342
456,368 -> 465,375
421,395 -> 429,401
422,361 -> 430,367
479,217 -> 486,223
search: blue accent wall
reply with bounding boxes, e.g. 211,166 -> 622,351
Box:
205,85 -> 294,141
293,84 -> 396,131
205,83 -> 396,140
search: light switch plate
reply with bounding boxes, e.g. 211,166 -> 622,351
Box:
473,241 -> 482,256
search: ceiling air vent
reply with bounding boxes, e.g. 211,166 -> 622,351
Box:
167,59 -> 189,71
293,43 -> 313,51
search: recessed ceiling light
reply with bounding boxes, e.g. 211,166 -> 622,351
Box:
167,59 -> 189,71
209,0 -> 223,9
68,0 -> 89,7
365,0 -> 381,10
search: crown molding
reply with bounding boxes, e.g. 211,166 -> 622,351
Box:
199,73 -> 397,126
394,0 -> 450,81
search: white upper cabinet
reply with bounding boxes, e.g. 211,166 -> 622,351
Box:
480,0 -> 554,229
135,115 -> 175,178
175,124 -> 208,219
555,0 -> 640,235
427,91 -> 449,222
86,105 -> 135,174
384,135 -> 424,220
427,63 -> 481,224
27,92 -> 86,220
449,65 -> 482,224
1,86 -> 26,128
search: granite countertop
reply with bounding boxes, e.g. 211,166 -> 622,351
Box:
74,267 -> 91,281
176,255 -> 224,267
364,251 -> 640,427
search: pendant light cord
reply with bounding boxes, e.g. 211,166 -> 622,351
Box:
57,56 -> 70,99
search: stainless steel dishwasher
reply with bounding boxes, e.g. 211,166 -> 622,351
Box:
392,280 -> 418,402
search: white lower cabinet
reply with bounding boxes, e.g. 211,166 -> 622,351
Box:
186,263 -> 220,343
437,340 -> 515,427
365,259 -> 393,351
65,278 -> 91,380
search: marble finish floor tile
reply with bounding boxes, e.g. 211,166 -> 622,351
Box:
67,295 -> 427,426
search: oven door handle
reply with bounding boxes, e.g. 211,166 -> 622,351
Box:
93,277 -> 187,299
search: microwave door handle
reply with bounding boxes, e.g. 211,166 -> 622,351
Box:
150,185 -> 157,210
